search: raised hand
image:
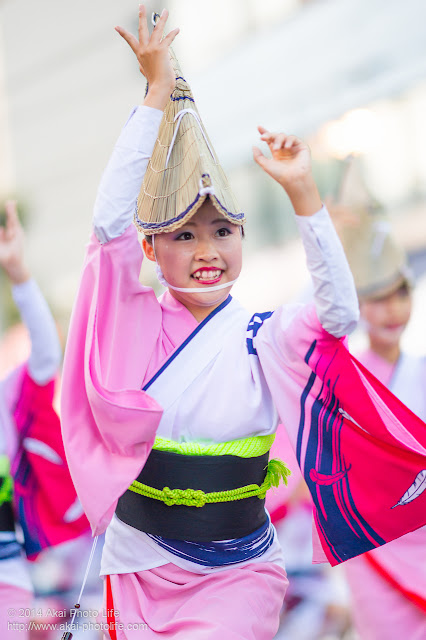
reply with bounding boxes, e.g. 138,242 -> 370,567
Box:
253,127 -> 322,217
0,201 -> 30,284
253,128 -> 314,188
115,5 -> 180,110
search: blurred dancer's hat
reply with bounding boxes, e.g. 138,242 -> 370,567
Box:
135,16 -> 245,235
332,156 -> 412,299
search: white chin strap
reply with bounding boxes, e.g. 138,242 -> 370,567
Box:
152,237 -> 238,293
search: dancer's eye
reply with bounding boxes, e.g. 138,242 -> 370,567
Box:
176,231 -> 194,241
216,227 -> 231,237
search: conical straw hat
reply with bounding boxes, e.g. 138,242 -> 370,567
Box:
135,41 -> 245,235
334,156 -> 412,299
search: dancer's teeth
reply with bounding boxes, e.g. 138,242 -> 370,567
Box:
194,270 -> 222,281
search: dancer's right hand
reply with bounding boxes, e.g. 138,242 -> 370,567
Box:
0,200 -> 30,285
115,5 -> 180,110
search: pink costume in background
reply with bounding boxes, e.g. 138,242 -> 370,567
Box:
344,349 -> 426,640
0,279 -> 90,639
4,365 -> 90,557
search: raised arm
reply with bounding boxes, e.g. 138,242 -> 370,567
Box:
0,201 -> 61,384
94,6 -> 179,244
253,130 -> 359,337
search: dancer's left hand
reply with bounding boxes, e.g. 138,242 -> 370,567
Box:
253,127 -> 322,216
253,128 -> 313,188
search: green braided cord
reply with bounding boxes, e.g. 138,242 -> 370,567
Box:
0,455 -> 13,507
152,434 -> 276,458
128,458 -> 291,508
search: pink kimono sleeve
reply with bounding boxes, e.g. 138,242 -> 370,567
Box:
255,303 -> 332,563
256,302 -> 426,566
61,225 -> 164,535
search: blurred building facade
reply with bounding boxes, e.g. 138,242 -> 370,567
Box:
1,0 -> 426,323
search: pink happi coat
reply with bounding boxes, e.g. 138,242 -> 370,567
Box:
2,364 -> 89,559
61,224 -> 426,566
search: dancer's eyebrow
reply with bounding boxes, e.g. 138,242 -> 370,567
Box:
181,218 -> 226,227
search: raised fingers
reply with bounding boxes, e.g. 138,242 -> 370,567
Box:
259,130 -> 283,152
138,4 -> 149,47
259,129 -> 300,152
283,135 -> 298,149
273,134 -> 300,150
271,133 -> 287,150
258,128 -> 278,145
4,200 -> 18,227
115,25 -> 139,54
3,201 -> 20,239
162,27 -> 180,47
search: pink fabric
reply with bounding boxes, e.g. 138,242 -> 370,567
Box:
345,550 -> 426,640
356,349 -> 394,386
344,348 -> 426,638
256,304 -> 426,565
61,226 -> 197,535
100,563 -> 288,639
0,583 -> 32,639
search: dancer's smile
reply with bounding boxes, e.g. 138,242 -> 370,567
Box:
191,267 -> 224,284
143,200 -> 243,321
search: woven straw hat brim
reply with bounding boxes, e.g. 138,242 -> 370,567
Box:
357,269 -> 412,301
135,49 -> 245,235
136,179 -> 245,235
341,218 -> 412,299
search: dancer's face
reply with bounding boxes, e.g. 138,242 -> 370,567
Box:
143,200 -> 243,322
360,283 -> 412,349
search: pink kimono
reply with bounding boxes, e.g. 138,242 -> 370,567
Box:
61,220 -> 426,638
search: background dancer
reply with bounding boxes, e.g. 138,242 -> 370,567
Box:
332,160 -> 426,640
0,200 -> 88,639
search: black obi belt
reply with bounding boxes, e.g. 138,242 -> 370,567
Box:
116,449 -> 271,542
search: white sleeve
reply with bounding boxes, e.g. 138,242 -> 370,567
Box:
12,279 -> 61,385
93,105 -> 164,244
295,205 -> 359,338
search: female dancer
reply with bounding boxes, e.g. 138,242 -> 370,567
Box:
0,201 -> 87,638
334,173 -> 426,640
61,7 -> 426,639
